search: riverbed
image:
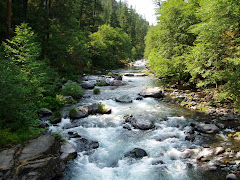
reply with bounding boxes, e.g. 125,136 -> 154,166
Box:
50,60 -> 232,180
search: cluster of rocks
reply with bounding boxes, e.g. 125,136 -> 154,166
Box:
163,89 -> 240,122
69,102 -> 112,120
81,74 -> 127,89
123,73 -> 147,77
0,135 -> 77,180
182,146 -> 239,179
139,87 -> 164,98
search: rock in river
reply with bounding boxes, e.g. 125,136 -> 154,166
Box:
125,148 -> 148,159
139,87 -> 164,98
124,114 -> 155,130
195,123 -> 220,134
115,95 -> 133,103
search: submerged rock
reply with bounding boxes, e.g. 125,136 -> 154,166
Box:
125,148 -> 148,159
115,95 -> 133,103
139,87 -> 164,98
195,123 -> 220,134
75,138 -> 99,152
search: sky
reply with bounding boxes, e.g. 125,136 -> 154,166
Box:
116,0 -> 158,25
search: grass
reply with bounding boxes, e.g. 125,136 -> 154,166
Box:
48,111 -> 62,123
0,128 -> 41,148
69,107 -> 77,119
197,106 -> 209,111
96,81 -> 108,86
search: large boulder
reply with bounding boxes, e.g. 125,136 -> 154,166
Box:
19,135 -> 61,161
60,142 -> 77,162
0,135 -> 65,180
139,87 -> 164,98
115,95 -> 133,103
15,157 -> 64,180
195,123 -> 220,134
124,114 -> 155,130
81,80 -> 96,89
125,148 -> 148,159
0,148 -> 16,171
70,107 -> 89,120
109,80 -> 128,86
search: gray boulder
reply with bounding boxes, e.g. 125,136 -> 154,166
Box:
1,135 -> 65,180
109,80 -> 128,86
19,135 -> 61,161
60,142 -> 77,162
139,87 -> 164,98
71,107 -> 89,120
0,148 -> 16,171
215,147 -> 225,155
81,80 -> 96,89
125,148 -> 148,159
75,138 -> 99,152
15,157 -> 64,180
39,108 -> 52,117
115,95 -> 133,103
195,123 -> 220,134
124,114 -> 155,130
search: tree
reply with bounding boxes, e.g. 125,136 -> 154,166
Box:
89,24 -> 131,69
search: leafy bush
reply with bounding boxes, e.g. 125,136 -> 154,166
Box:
96,81 -> 108,86
98,103 -> 107,113
69,108 -> 77,119
93,88 -> 100,95
61,83 -> 83,99
209,101 -> 217,107
40,96 -> 66,111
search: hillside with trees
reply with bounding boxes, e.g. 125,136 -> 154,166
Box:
145,0 -> 240,110
0,0 -> 149,146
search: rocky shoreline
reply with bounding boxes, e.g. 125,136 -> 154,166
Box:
1,71 -> 240,180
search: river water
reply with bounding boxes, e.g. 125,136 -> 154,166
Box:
51,60 -> 227,180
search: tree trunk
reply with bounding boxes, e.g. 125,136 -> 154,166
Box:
23,0 -> 28,19
7,0 -> 12,36
79,0 -> 85,28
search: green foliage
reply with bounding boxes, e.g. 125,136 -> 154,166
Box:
61,83 -> 83,99
209,101 -> 217,107
0,23 -> 43,131
90,24 -> 132,69
96,81 -> 108,86
69,108 -> 77,119
40,96 -> 66,111
48,111 -> 62,123
146,0 -> 198,83
0,128 -> 40,148
93,88 -> 101,95
98,103 -> 107,113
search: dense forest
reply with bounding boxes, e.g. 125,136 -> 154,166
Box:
145,0 -> 240,110
0,0 -> 149,146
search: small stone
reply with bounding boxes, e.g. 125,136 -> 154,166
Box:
215,147 -> 225,155
226,174 -> 237,180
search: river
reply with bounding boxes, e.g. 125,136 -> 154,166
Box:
50,60 -> 228,180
